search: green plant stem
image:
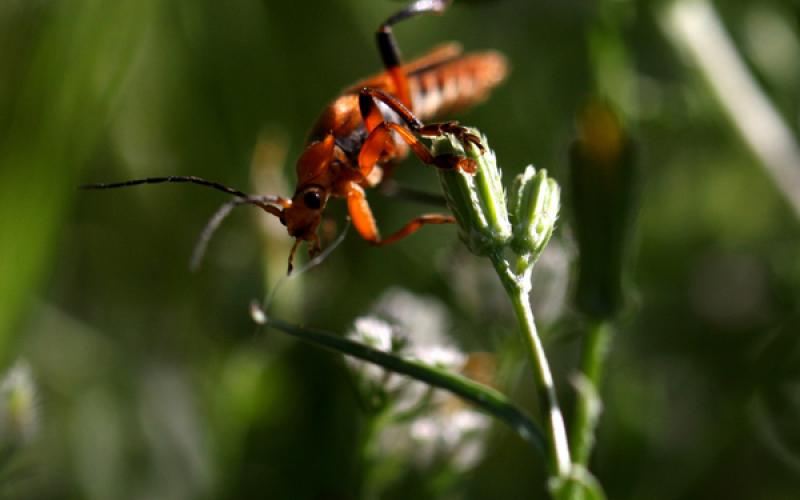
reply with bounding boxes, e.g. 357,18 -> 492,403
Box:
262,315 -> 547,455
491,256 -> 572,479
664,0 -> 800,219
356,409 -> 392,499
570,320 -> 612,468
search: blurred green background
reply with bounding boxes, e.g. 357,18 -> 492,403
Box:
1,0 -> 800,498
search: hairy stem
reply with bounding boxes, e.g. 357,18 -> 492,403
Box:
492,257 -> 572,478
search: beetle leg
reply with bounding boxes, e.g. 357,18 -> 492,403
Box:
358,87 -> 484,154
418,121 -> 485,153
359,121 -> 477,175
346,182 -> 454,246
357,123 -> 393,179
376,0 -> 454,108
359,87 -> 422,133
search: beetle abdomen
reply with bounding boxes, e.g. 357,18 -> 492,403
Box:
408,51 -> 508,121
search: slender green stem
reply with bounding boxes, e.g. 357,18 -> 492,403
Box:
570,320 -> 612,468
491,257 -> 572,478
357,409 -> 392,499
262,315 -> 547,455
664,0 -> 800,219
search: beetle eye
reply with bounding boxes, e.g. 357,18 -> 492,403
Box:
303,190 -> 322,210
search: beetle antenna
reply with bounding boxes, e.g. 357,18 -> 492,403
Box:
82,176 -> 250,197
189,196 -> 283,272
81,176 -> 290,208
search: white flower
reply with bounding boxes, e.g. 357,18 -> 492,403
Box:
345,316 -> 398,390
407,345 -> 466,370
343,288 -> 492,472
372,287 -> 451,346
371,287 -> 464,371
381,404 -> 491,471
350,317 -> 393,351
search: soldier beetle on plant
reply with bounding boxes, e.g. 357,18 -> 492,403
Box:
83,0 -> 508,272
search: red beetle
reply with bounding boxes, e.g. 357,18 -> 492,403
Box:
85,0 -> 507,271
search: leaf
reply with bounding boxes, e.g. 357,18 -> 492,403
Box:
259,312 -> 548,456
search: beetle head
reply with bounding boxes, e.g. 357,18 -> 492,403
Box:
276,134 -> 338,272
280,184 -> 328,244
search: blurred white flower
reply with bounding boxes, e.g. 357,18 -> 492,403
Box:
407,344 -> 466,369
372,287 -> 451,345
379,397 -> 491,472
371,287 -> 464,371
350,317 -> 394,351
346,316 -> 398,390
345,288 -> 492,472
0,359 -> 39,445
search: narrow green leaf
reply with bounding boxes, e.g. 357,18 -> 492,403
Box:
262,315 -> 547,455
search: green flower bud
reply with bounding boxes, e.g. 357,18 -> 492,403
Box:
569,100 -> 638,320
432,130 -> 512,256
508,166 -> 560,260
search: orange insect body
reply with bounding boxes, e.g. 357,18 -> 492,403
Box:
85,0 -> 508,272
282,38 -> 507,262
310,45 -> 507,142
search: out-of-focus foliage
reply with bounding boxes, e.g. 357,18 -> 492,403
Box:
1,0 -> 799,498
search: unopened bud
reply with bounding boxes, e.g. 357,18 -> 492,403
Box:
432,130 -> 512,256
570,100 -> 637,319
508,166 -> 560,260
